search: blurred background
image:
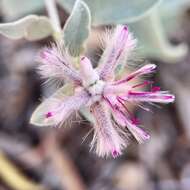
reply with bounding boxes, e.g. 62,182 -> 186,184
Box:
0,0 -> 190,190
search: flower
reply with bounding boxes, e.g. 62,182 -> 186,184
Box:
31,25 -> 175,158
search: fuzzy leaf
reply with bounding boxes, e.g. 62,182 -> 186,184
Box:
128,8 -> 188,63
59,0 -> 160,25
159,0 -> 190,35
0,15 -> 53,41
63,0 -> 91,56
30,84 -> 74,127
1,0 -> 44,19
80,107 -> 96,124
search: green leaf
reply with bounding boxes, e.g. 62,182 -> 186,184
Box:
30,84 -> 74,127
63,0 -> 91,56
58,0 -> 161,25
80,107 -> 95,124
128,8 -> 188,63
1,0 -> 44,19
159,0 -> 190,35
0,15 -> 54,41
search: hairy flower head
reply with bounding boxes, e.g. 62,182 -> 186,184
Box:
31,25 -> 175,158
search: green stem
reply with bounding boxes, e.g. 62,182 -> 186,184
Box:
44,0 -> 62,41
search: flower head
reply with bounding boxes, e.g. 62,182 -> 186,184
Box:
31,25 -> 175,158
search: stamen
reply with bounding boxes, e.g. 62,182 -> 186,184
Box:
132,81 -> 153,89
114,64 -> 157,85
104,95 -> 150,144
112,149 -> 120,158
151,86 -> 161,92
131,117 -> 140,125
122,91 -> 175,103
117,97 -> 140,125
45,112 -> 53,118
117,97 -> 132,116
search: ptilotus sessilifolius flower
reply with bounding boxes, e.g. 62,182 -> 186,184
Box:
31,25 -> 175,158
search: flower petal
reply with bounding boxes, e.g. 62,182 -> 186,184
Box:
37,44 -> 82,84
98,25 -> 136,81
48,90 -> 90,127
114,64 -> 157,85
104,95 -> 150,144
121,91 -> 175,104
80,56 -> 99,86
112,107 -> 150,144
30,84 -> 74,126
30,85 -> 90,127
103,83 -> 131,95
123,116 -> 150,144
90,102 -> 126,158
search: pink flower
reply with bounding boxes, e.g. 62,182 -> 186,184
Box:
32,25 -> 175,158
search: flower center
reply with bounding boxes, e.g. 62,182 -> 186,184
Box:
87,80 -> 105,103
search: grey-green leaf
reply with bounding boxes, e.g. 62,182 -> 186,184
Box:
159,0 -> 190,35
58,0 -> 161,25
1,0 -> 44,19
63,0 -> 91,56
128,8 -> 188,63
80,107 -> 95,124
30,84 -> 74,127
0,15 -> 54,41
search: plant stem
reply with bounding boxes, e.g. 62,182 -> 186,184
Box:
44,0 -> 62,40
